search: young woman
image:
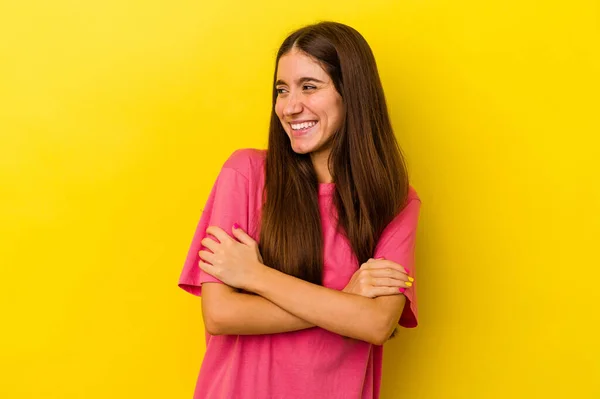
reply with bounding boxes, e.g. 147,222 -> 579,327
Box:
178,21 -> 421,399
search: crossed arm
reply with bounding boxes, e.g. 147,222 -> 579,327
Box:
197,223 -> 414,345
201,264 -> 407,345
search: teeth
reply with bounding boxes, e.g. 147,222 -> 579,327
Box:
291,121 -> 317,130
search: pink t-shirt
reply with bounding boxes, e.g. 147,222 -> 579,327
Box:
178,148 -> 421,399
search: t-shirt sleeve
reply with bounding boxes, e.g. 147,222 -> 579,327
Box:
177,159 -> 249,297
373,196 -> 422,328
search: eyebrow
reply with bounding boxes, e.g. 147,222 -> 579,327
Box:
275,77 -> 326,86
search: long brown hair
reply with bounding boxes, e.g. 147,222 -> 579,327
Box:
259,21 -> 409,284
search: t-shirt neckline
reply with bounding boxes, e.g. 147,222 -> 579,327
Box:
318,183 -> 335,196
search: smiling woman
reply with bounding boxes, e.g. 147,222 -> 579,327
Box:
274,51 -> 344,164
178,21 -> 421,399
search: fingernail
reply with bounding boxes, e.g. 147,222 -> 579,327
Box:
404,267 -> 410,274
233,223 -> 240,229
408,277 -> 415,282
376,257 -> 385,260
405,281 -> 413,287
399,288 -> 406,293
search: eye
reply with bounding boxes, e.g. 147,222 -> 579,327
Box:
303,85 -> 316,91
276,88 -> 288,95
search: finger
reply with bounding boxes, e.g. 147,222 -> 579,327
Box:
198,250 -> 216,264
368,269 -> 410,282
371,277 -> 412,288
206,226 -> 233,244
231,223 -> 256,246
362,258 -> 382,269
367,259 -> 411,275
198,260 -> 217,276
200,237 -> 219,252
368,286 -> 403,298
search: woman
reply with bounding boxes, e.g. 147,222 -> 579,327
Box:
178,21 -> 421,399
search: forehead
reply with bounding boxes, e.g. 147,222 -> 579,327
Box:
276,49 -> 330,81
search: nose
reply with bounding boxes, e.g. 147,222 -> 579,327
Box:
282,91 -> 303,117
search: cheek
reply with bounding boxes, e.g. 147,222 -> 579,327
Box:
332,99 -> 344,127
274,102 -> 281,116
311,95 -> 341,121
322,100 -> 343,127
274,102 -> 286,121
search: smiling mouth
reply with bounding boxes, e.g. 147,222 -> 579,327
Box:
290,121 -> 318,137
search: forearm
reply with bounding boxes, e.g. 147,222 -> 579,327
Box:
249,266 -> 401,345
201,283 -> 315,335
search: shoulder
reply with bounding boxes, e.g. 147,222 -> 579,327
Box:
388,185 -> 421,225
406,185 -> 421,205
376,185 -> 422,247
401,185 -> 421,217
222,148 -> 267,179
385,185 -> 422,232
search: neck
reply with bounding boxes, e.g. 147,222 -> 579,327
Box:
310,149 -> 333,184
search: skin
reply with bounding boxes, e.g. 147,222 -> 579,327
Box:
199,226 -> 414,344
198,48 -> 414,344
274,48 -> 344,183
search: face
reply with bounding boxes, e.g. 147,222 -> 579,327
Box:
274,48 -> 344,157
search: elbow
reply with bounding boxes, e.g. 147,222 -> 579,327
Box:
201,284 -> 238,336
369,331 -> 390,346
367,294 -> 407,345
202,308 -> 230,336
204,318 -> 223,336
369,316 -> 397,346
203,313 -> 222,335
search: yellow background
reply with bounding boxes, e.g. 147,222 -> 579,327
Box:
1,1 -> 598,398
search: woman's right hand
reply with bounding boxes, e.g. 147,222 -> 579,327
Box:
342,257 -> 414,298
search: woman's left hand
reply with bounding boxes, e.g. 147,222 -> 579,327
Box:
198,225 -> 265,291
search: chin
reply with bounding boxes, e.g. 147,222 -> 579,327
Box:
290,141 -> 319,155
290,147 -> 312,155
286,136 -> 311,154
